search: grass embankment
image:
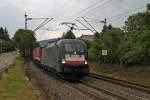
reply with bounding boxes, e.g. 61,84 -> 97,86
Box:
89,63 -> 150,86
0,57 -> 41,100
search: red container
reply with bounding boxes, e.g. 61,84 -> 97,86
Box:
33,47 -> 43,61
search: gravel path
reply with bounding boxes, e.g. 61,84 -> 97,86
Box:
0,52 -> 16,68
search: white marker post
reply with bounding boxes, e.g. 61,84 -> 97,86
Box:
102,50 -> 108,65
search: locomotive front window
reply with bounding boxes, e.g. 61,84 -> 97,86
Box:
65,43 -> 84,52
65,44 -> 76,52
76,44 -> 84,52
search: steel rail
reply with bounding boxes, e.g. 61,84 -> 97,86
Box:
89,73 -> 150,93
80,80 -> 130,100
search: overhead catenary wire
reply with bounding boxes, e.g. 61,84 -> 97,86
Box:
85,0 -> 124,17
76,19 -> 94,32
39,0 -> 78,31
81,17 -> 97,32
34,19 -> 49,31
45,0 -> 79,32
35,0 -> 148,34
101,5 -> 145,22
48,0 -> 79,23
57,0 -> 125,23
34,18 -> 54,32
66,0 -> 110,20
55,0 -> 78,20
43,0 -> 123,32
106,6 -> 146,26
71,5 -> 145,33
80,5 -> 146,25
67,0 -> 125,21
108,6 -> 146,21
49,0 -> 72,17
73,5 -> 146,32
106,7 -> 146,27
51,0 -> 111,21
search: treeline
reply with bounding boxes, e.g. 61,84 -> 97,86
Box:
87,4 -> 150,65
0,27 -> 14,53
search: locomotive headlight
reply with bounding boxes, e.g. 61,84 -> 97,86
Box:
85,60 -> 88,64
62,59 -> 66,64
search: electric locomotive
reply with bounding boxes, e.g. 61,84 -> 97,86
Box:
33,39 -> 89,80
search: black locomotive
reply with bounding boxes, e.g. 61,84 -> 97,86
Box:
33,39 -> 89,80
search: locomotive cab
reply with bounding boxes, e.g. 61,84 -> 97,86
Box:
39,39 -> 89,80
63,43 -> 87,64
60,40 -> 89,80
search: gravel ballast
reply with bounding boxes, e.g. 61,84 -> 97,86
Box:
25,62 -> 93,100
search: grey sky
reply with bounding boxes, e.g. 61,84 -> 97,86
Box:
0,0 -> 150,40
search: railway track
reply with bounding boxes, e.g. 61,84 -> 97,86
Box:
45,73 -> 133,100
89,73 -> 150,93
29,63 -> 150,100
37,65 -> 105,100
46,74 -> 104,100
79,73 -> 150,100
58,79 -> 126,100
35,64 -> 126,100
65,82 -> 105,100
79,80 -> 130,100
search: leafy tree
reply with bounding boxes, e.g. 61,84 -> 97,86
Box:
0,27 -> 10,40
88,27 -> 124,64
62,30 -> 76,39
100,27 -> 124,64
88,41 -> 99,62
13,29 -> 37,58
0,39 -> 14,53
0,27 -> 4,39
4,27 -> 10,40
93,32 -> 100,41
125,13 -> 148,32
119,30 -> 150,65
119,4 -> 150,65
0,27 -> 14,53
124,4 -> 150,32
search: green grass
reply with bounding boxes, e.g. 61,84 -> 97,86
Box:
0,57 -> 41,100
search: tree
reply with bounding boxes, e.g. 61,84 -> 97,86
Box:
124,4 -> 150,32
118,4 -> 150,64
13,29 -> 37,58
88,27 -> 124,64
0,27 -> 4,39
119,29 -> 150,65
125,13 -> 148,32
4,27 -> 9,40
0,27 -> 14,53
100,27 -> 124,64
94,32 -> 100,41
0,27 -> 10,40
62,30 -> 76,39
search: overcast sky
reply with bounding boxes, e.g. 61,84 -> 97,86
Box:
0,0 -> 150,41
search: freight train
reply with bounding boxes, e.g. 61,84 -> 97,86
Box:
32,39 -> 89,80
